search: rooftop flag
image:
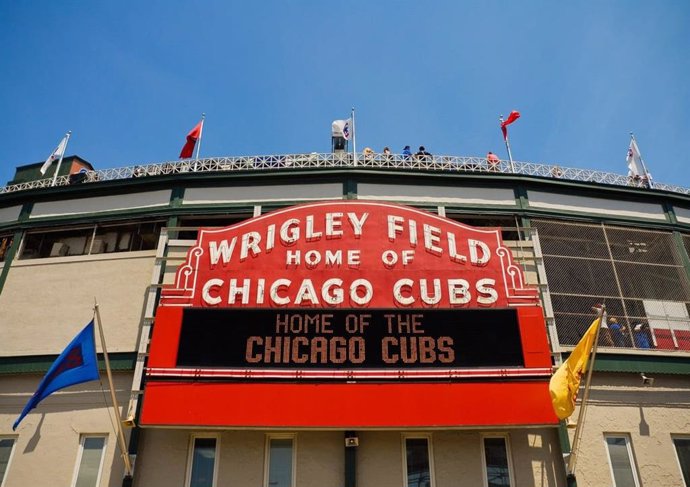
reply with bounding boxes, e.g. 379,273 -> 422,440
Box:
626,137 -> 644,177
180,118 -> 204,159
13,320 -> 100,430
331,118 -> 352,141
500,110 -> 520,141
40,132 -> 71,175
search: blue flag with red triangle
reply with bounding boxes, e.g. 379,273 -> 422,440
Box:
13,320 -> 100,430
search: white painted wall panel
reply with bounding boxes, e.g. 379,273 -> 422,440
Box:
528,190 -> 666,220
0,204 -> 21,223
183,184 -> 343,204
30,190 -> 172,218
357,184 -> 516,206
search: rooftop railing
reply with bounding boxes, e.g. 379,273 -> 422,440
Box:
2,152 -> 688,196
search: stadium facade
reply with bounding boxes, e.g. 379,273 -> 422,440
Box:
1,152 -> 689,487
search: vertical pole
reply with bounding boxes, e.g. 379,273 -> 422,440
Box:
195,114 -> 205,161
351,107 -> 357,167
630,133 -> 653,189
193,114 -> 205,172
51,131 -> 72,187
94,300 -> 133,477
499,116 -> 516,173
567,305 -> 605,477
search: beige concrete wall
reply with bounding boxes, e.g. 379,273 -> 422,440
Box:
0,251 -> 155,355
133,428 -> 566,487
568,372 -> 690,487
0,372 -> 132,487
135,430 -> 343,487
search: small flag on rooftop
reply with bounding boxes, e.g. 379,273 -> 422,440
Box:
40,132 -> 71,175
180,116 -> 205,159
332,118 -> 352,141
500,110 -> 520,141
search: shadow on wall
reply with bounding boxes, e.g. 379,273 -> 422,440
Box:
514,430 -> 567,487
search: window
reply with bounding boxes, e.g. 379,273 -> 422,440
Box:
673,437 -> 690,486
72,435 -> 107,487
186,435 -> 219,487
404,435 -> 433,487
0,437 -> 16,487
20,221 -> 163,259
0,235 -> 13,262
264,435 -> 295,487
605,435 -> 640,487
482,435 -> 513,487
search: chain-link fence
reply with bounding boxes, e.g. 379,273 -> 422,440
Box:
533,219 -> 690,352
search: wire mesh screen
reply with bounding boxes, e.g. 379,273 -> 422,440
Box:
532,219 -> 690,353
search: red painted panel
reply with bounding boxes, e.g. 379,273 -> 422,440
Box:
517,307 -> 552,368
140,381 -> 559,428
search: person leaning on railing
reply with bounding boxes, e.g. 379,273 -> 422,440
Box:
486,151 -> 500,171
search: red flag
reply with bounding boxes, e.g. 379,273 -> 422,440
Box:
180,120 -> 203,158
500,110 -> 521,140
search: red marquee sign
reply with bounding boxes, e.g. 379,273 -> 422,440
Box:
161,201 -> 538,308
141,202 -> 557,428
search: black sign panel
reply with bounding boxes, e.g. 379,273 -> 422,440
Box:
177,308 -> 524,369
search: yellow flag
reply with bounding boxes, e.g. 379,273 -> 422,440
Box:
549,316 -> 601,419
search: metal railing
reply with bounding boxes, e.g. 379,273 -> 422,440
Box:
2,152 -> 689,195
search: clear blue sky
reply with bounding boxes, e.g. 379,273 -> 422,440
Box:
1,1 -> 688,187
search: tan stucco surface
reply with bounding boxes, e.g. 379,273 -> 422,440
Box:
0,373 -> 132,487
568,372 -> 690,487
0,252 -> 155,355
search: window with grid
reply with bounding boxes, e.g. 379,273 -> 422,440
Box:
532,219 -> 690,352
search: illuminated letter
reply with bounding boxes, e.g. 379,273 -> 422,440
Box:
295,279 -> 319,305
469,239 -> 491,266
420,278 -> 441,305
448,279 -> 470,304
240,232 -> 261,261
350,279 -> 373,305
280,218 -> 300,244
387,215 -> 404,241
476,278 -> 498,305
393,278 -> 415,306
202,278 -> 224,305
348,212 -> 369,237
270,279 -> 291,305
208,238 -> 237,266
322,278 -> 344,305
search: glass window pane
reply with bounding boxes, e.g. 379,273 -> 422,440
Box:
674,438 -> 690,486
0,438 -> 15,485
268,438 -> 293,487
74,437 -> 106,487
190,438 -> 216,487
406,438 -> 431,487
606,436 -> 638,487
484,437 -> 511,487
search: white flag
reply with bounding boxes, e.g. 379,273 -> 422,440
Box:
331,118 -> 352,140
626,138 -> 644,177
40,135 -> 69,175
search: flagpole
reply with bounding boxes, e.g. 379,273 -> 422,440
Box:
94,300 -> 133,478
51,131 -> 71,187
630,132 -> 653,189
351,107 -> 357,167
193,114 -> 205,172
499,116 -> 516,173
195,114 -> 205,160
567,305 -> 605,478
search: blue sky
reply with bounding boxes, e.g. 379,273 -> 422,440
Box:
1,1 -> 688,187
